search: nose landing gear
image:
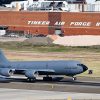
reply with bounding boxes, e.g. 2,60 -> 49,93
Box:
72,77 -> 77,81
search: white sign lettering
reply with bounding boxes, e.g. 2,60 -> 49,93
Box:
27,21 -> 100,27
70,22 -> 91,27
54,21 -> 65,26
28,21 -> 50,25
96,22 -> 100,26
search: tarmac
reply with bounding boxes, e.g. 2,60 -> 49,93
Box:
0,76 -> 100,93
0,37 -> 27,42
0,88 -> 100,100
0,76 -> 100,100
53,35 -> 100,46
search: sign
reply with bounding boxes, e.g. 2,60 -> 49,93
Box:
70,22 -> 91,27
28,21 -> 100,27
28,21 -> 50,25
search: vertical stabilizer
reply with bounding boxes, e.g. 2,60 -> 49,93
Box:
0,50 -> 9,63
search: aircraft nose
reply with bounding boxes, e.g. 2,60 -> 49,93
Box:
82,64 -> 88,72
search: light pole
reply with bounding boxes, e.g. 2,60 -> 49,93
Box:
82,0 -> 86,12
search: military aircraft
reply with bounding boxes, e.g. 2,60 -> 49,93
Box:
0,50 -> 88,82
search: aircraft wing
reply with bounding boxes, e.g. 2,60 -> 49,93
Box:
14,69 -> 55,76
36,69 -> 55,75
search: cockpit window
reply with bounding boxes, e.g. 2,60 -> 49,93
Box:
77,64 -> 84,66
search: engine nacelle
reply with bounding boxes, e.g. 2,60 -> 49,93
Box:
25,70 -> 38,79
0,68 -> 15,77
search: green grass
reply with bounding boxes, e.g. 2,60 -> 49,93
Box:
1,42 -> 100,53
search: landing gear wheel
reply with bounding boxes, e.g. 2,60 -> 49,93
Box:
27,77 -> 36,82
72,77 -> 77,81
43,77 -> 52,81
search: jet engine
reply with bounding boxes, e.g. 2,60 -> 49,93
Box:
0,68 -> 15,77
25,70 -> 38,79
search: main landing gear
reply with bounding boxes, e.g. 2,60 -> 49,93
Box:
27,77 -> 36,82
43,76 -> 53,81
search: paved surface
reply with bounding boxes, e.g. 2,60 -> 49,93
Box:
0,37 -> 27,42
0,76 -> 100,94
53,35 -> 100,46
0,88 -> 100,100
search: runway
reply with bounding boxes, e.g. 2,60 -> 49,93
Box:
0,88 -> 100,100
0,76 -> 100,94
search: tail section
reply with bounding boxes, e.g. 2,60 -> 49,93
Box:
0,50 -> 9,63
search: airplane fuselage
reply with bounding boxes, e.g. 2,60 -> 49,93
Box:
4,60 -> 84,76
0,50 -> 88,81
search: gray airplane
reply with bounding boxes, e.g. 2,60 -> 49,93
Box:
0,50 -> 88,82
